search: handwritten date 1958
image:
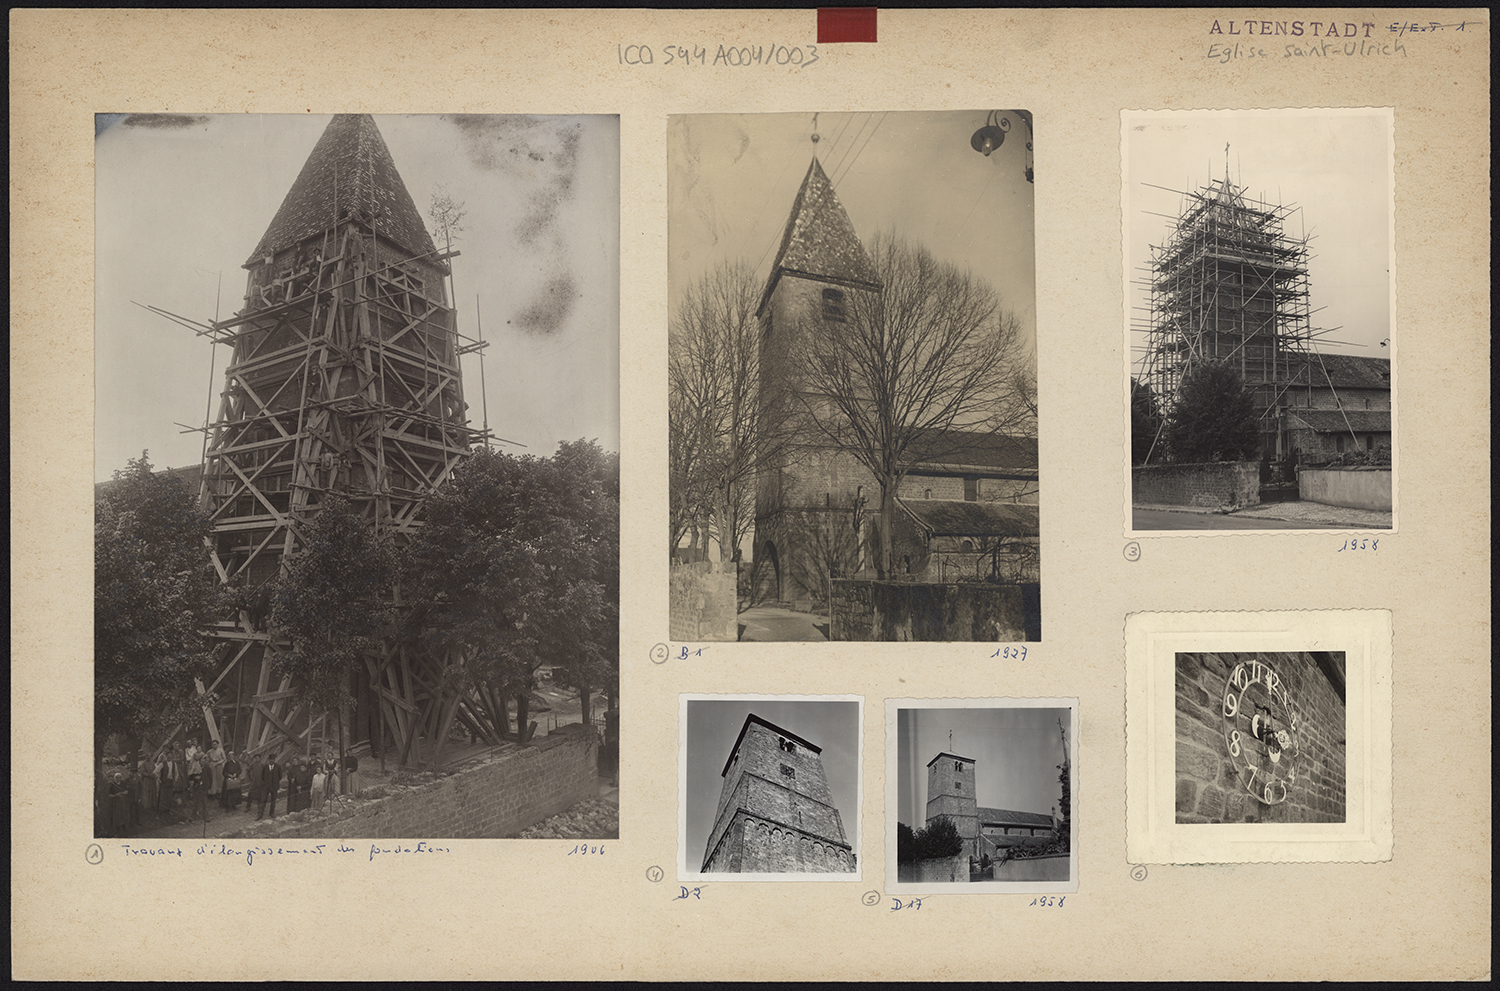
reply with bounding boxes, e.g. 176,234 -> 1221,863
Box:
1029,896 -> 1066,907
1337,538 -> 1378,552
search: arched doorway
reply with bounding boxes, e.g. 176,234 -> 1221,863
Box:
763,540 -> 781,603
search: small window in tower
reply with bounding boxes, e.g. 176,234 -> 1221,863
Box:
964,478 -> 978,501
955,781 -> 963,791
821,288 -> 846,323
954,760 -> 963,772
924,488 -> 932,499
780,764 -> 795,779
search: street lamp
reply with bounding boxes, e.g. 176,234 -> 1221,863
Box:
971,110 -> 1033,183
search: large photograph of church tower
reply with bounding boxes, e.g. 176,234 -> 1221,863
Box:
669,111 -> 1040,643
94,114 -> 620,841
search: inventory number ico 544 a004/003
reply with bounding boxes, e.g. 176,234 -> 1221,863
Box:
618,43 -> 819,68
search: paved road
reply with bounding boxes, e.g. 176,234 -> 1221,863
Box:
737,606 -> 830,642
1132,508 -> 1340,531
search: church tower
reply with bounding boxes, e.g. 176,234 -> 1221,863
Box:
751,156 -> 882,606
702,713 -> 854,873
197,115 -> 479,758
926,751 -> 980,857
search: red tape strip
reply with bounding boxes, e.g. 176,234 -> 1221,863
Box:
817,7 -> 877,43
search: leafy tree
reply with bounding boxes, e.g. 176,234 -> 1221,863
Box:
896,821 -> 917,862
914,814 -> 965,859
267,496 -> 397,769
792,232 -> 1029,578
407,441 -> 618,746
94,453 -> 220,769
1164,361 -> 1260,463
1130,376 -> 1164,465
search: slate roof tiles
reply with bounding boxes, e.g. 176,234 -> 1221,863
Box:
247,114 -> 437,267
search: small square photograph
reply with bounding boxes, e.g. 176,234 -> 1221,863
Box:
680,696 -> 861,880
1176,651 -> 1345,824
1124,109 -> 1395,533
668,110 -> 1039,642
887,698 -> 1076,893
1125,610 -> 1392,864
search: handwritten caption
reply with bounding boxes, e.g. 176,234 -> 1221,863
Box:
1337,538 -> 1378,552
890,897 -> 923,911
676,885 -> 704,900
991,646 -> 1028,661
619,43 -> 819,69
1204,16 -> 1477,62
1029,895 -> 1066,907
117,840 -> 451,866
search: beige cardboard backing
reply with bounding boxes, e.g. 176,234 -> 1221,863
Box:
10,8 -> 1490,981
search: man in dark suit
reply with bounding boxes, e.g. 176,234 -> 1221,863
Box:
258,756 -> 282,819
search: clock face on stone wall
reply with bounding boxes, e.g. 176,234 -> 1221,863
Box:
1221,657 -> 1301,805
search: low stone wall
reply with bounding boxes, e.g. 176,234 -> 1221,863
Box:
829,579 -> 1026,642
227,725 -> 598,840
991,854 -> 1070,882
1132,461 -> 1260,510
1298,467 -> 1393,512
897,853 -> 967,883
669,561 -> 738,641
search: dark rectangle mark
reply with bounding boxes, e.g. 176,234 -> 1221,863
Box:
818,7 -> 877,43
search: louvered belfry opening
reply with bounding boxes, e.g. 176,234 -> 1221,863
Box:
197,115 -> 480,762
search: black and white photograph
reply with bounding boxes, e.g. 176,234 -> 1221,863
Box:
680,696 -> 861,880
1125,109 -> 1396,533
1125,610 -> 1392,865
888,699 -> 1076,893
1175,651 -> 1346,825
93,113 -> 621,840
668,111 -> 1039,643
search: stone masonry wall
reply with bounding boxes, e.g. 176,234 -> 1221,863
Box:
704,719 -> 847,868
1132,461 -> 1260,510
1298,467 -> 1393,512
229,725 -> 597,840
896,854 -> 967,883
829,579 -> 1026,642
705,810 -> 855,873
1175,651 -> 1346,825
669,561 -> 738,641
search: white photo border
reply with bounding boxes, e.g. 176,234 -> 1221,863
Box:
885,697 -> 1079,895
678,693 -> 864,883
1125,609 -> 1393,863
1120,107 -> 1399,537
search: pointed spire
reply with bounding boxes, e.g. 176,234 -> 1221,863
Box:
246,114 -> 438,267
756,157 -> 882,316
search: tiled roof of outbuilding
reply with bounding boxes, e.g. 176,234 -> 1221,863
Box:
757,157 -> 881,315
977,807 -> 1055,828
903,429 -> 1038,474
246,114 -> 437,266
1306,353 -> 1391,390
900,499 -> 1039,538
1286,409 -> 1391,433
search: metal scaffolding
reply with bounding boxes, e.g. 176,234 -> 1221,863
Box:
1132,170 -> 1331,463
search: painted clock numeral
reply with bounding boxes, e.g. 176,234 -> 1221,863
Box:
1220,658 -> 1301,807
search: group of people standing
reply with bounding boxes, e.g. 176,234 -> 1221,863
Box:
96,737 -> 361,837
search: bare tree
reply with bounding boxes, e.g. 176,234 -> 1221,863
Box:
792,232 -> 1029,578
668,260 -> 795,568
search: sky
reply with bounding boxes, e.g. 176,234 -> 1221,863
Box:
1124,109 -> 1393,378
896,704 -> 1070,828
94,113 -> 619,482
682,697 -> 861,872
668,110 -> 1037,355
